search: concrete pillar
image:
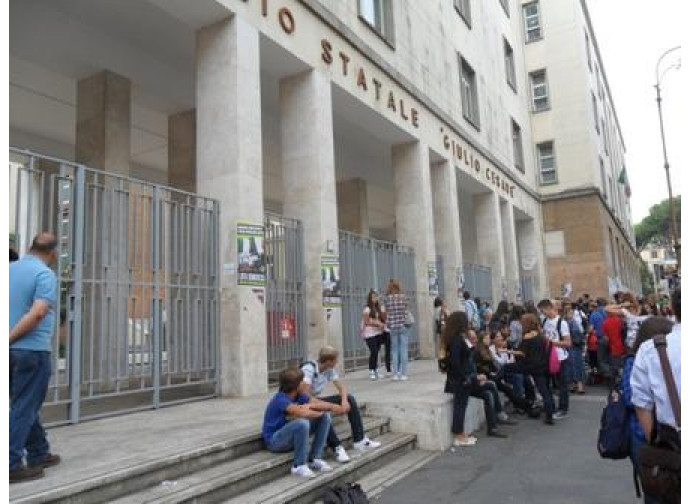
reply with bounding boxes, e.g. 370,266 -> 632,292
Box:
280,70 -> 342,362
516,217 -> 546,302
474,191 -> 505,305
196,16 -> 267,396
168,109 -> 196,192
336,178 -> 370,235
392,141 -> 436,358
500,200 -> 520,302
76,70 -> 131,174
431,161 -> 463,311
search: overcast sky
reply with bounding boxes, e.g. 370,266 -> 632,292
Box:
585,0 -> 684,224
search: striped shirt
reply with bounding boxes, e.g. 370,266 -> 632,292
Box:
384,293 -> 408,329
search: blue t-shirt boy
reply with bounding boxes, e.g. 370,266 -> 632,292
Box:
262,392 -> 311,445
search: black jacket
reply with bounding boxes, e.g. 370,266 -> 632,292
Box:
444,336 -> 472,394
517,334 -> 548,375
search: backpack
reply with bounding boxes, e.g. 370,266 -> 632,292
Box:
321,482 -> 370,504
597,387 -> 630,460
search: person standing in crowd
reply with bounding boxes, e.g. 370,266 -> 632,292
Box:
362,290 -> 386,380
463,291 -> 480,331
10,233 -> 62,483
490,300 -> 510,332
589,298 -> 611,381
516,313 -> 556,425
537,299 -> 572,420
262,367 -> 333,478
442,311 -> 476,447
299,346 -> 381,464
385,279 -> 410,381
508,305 -> 525,349
602,309 -> 625,384
605,293 -> 649,351
433,297 -> 449,357
586,324 -> 598,373
565,305 -> 586,394
622,316 -> 674,504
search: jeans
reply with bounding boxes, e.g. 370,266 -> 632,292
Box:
266,414 -> 332,467
9,349 -> 52,471
451,386 -> 470,434
531,372 -> 555,419
320,394 -> 365,448
365,334 -> 383,372
469,381 -> 501,432
506,371 -> 525,399
571,345 -> 586,383
389,327 -> 409,376
597,339 -> 611,377
556,354 -> 572,412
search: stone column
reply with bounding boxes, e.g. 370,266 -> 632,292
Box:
196,16 -> 267,396
516,217 -> 546,302
168,109 -> 196,193
474,191 -> 505,305
500,201 -> 520,302
76,70 -> 131,175
392,141 -> 436,359
336,178 -> 370,235
280,70 -> 342,363
431,161 -> 463,310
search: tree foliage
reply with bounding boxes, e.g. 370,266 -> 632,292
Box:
634,196 -> 681,250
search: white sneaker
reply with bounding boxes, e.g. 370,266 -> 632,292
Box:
497,411 -> 509,422
334,445 -> 351,463
369,370 -> 377,381
392,374 -> 401,381
400,375 -> 409,381
291,464 -> 316,478
452,437 -> 477,447
309,458 -> 333,473
353,436 -> 382,451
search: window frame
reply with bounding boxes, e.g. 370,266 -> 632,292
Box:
454,0 -> 472,28
459,55 -> 480,130
511,118 -> 525,173
599,157 -> 607,200
504,38 -> 517,92
537,141 -> 557,185
592,91 -> 599,134
358,0 -> 396,48
584,30 -> 592,72
523,2 -> 542,43
529,69 -> 550,112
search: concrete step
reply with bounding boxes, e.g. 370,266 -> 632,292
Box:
109,416 -> 389,504
222,432 -> 417,504
11,412 -> 381,504
355,449 -> 439,500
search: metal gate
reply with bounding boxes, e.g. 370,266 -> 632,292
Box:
463,263 -> 493,307
339,231 -> 419,371
264,213 -> 307,382
9,148 -> 219,425
520,276 -> 534,304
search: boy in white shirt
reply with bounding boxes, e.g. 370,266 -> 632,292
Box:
537,299 -> 572,420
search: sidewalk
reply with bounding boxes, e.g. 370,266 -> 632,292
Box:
10,360 -> 454,502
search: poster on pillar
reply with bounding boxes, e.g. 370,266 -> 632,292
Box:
561,283 -> 573,299
237,223 -> 266,286
502,279 -> 508,301
428,262 -> 439,297
321,255 -> 342,308
456,266 -> 465,298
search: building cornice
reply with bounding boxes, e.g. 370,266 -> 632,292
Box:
298,0 -> 541,202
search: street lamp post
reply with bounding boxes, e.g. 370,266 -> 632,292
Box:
654,46 -> 681,273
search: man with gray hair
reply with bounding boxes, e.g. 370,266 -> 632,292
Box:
9,233 -> 62,482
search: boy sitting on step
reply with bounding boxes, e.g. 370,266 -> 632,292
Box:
299,346 -> 381,464
262,367 -> 334,478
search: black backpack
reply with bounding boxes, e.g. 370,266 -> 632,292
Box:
321,483 -> 370,504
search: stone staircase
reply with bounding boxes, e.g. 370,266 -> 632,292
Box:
13,412 -> 436,504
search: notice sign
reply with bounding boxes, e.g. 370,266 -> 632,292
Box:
237,222 -> 266,286
428,262 -> 439,297
321,255 -> 341,308
456,266 -> 465,297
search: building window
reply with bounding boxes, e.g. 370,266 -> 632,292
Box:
596,65 -> 603,99
523,2 -> 542,42
592,92 -> 599,133
499,0 -> 510,17
651,250 -> 659,259
585,30 -> 592,71
529,70 -> 549,112
504,38 -> 517,91
600,157 -> 607,200
455,0 -> 472,28
459,55 -> 480,129
359,0 -> 394,45
603,119 -> 610,155
511,119 -> 524,173
537,141 -> 556,184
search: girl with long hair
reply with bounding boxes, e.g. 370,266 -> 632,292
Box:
362,290 -> 386,380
